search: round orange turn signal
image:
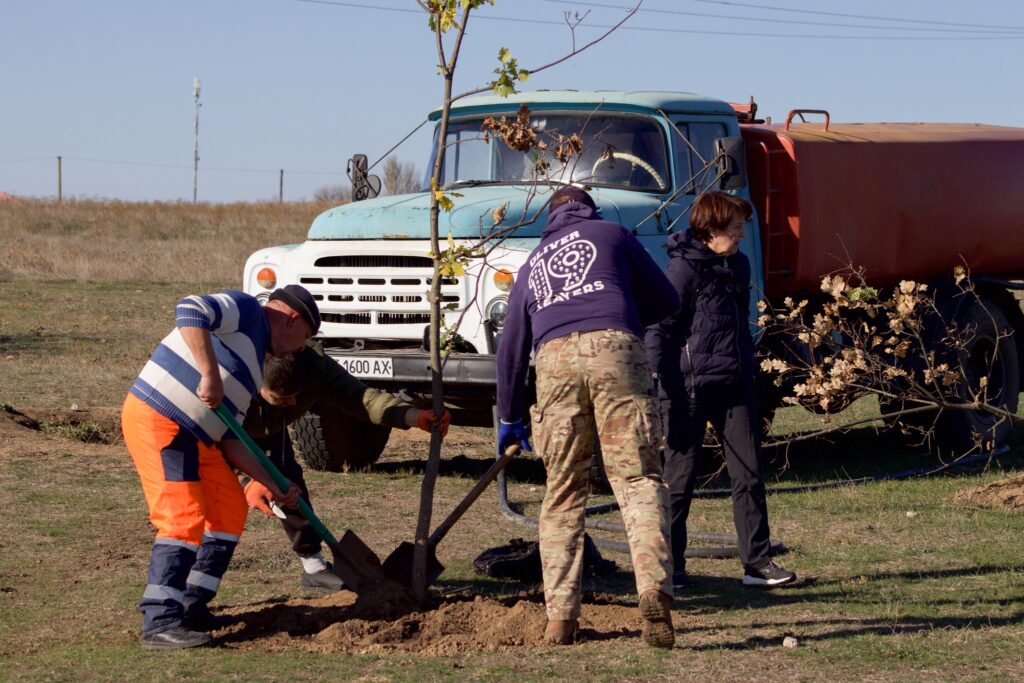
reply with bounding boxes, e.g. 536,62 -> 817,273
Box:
256,267 -> 277,289
493,268 -> 514,292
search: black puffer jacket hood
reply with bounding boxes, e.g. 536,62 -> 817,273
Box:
645,229 -> 756,395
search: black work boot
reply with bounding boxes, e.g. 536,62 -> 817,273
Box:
141,626 -> 211,651
301,563 -> 346,592
183,603 -> 232,632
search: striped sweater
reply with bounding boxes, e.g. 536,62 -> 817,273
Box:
130,291 -> 270,445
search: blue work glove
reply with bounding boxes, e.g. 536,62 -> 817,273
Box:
498,419 -> 532,453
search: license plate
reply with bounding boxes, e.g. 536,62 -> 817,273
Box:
334,355 -> 394,379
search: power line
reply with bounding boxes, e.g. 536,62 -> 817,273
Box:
688,0 -> 1024,32
0,157 -> 54,164
288,0 -> 1024,40
294,0 -> 420,15
5,155 -> 345,177
62,156 -> 193,170
542,0 -> 1024,35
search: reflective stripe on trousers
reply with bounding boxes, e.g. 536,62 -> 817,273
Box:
122,394 -> 247,635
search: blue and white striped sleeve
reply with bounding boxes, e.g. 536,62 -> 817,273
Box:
175,291 -> 255,332
175,294 -> 219,329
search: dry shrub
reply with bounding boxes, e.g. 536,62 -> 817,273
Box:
0,198 -> 338,284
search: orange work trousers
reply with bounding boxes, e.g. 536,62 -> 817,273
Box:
121,394 -> 247,545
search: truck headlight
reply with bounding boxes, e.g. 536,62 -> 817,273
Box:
486,296 -> 509,330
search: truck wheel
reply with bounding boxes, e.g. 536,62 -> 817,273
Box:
936,298 -> 1020,451
289,407 -> 392,472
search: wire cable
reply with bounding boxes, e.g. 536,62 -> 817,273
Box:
689,0 -> 1024,32
26,155 -> 345,177
541,0 -> 1024,35
289,0 -> 1024,40
496,444 -> 1010,557
0,157 -> 56,165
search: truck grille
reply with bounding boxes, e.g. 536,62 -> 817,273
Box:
320,312 -> 372,325
302,254 -> 466,326
313,255 -> 433,268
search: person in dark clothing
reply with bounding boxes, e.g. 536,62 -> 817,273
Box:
497,186 -> 679,648
240,342 -> 450,591
645,191 -> 795,588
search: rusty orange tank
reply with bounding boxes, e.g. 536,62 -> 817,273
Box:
742,120 -> 1024,299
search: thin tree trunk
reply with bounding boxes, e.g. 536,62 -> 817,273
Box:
412,51 -> 459,607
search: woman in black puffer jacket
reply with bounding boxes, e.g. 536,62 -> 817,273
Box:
645,191 -> 796,589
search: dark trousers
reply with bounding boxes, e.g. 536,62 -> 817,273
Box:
660,381 -> 771,573
255,432 -> 321,557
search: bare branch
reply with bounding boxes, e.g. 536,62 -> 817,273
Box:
562,8 -> 591,51
450,1 -> 642,103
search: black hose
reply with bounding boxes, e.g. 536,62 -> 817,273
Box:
494,467 -> 765,558
495,445 -> 1009,558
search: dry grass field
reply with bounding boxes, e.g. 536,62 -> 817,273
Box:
2,200 -> 1024,682
0,198 -> 329,284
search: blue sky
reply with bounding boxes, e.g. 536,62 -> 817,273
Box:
2,0 -> 1022,202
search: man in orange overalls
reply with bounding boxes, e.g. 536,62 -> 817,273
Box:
122,286 -> 317,650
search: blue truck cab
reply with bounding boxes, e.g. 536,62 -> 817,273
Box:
243,90 -> 758,468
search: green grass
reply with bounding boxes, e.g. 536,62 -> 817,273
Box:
4,278 -> 1024,681
39,421 -> 105,443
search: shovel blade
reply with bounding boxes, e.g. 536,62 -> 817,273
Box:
327,529 -> 385,593
382,541 -> 445,587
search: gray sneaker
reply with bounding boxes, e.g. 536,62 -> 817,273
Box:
742,560 -> 796,587
301,564 -> 346,592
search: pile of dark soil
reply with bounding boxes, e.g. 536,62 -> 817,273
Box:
954,476 -> 1024,510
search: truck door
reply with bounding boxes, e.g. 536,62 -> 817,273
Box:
669,117 -> 765,325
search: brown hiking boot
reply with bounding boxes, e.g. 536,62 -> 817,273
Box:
544,619 -> 579,645
639,590 -> 674,649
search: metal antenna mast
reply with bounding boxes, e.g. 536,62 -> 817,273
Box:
192,76 -> 201,203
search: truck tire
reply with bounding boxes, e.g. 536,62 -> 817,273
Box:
935,298 -> 1020,451
289,406 -> 392,472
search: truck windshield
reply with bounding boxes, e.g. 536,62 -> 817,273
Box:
428,113 -> 670,192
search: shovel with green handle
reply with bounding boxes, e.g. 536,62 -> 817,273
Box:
213,403 -> 385,592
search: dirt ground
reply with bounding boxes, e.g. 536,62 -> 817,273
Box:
210,588 -> 649,656
953,475 -> 1024,510
0,405 -> 653,656
7,397 -> 1024,682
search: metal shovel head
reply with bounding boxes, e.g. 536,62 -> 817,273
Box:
381,541 -> 445,587
327,529 -> 385,592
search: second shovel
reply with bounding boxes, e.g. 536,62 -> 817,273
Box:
382,444 -> 520,587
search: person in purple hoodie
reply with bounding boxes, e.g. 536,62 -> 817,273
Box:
496,186 -> 679,648
645,191 -> 796,590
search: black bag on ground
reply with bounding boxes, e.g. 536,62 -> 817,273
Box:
473,534 -> 618,582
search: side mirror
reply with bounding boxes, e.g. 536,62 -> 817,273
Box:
714,137 -> 747,190
347,154 -> 382,201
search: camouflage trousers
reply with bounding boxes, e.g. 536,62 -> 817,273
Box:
532,329 -> 673,621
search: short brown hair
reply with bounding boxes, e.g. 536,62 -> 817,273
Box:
263,353 -> 305,395
689,192 -> 752,243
